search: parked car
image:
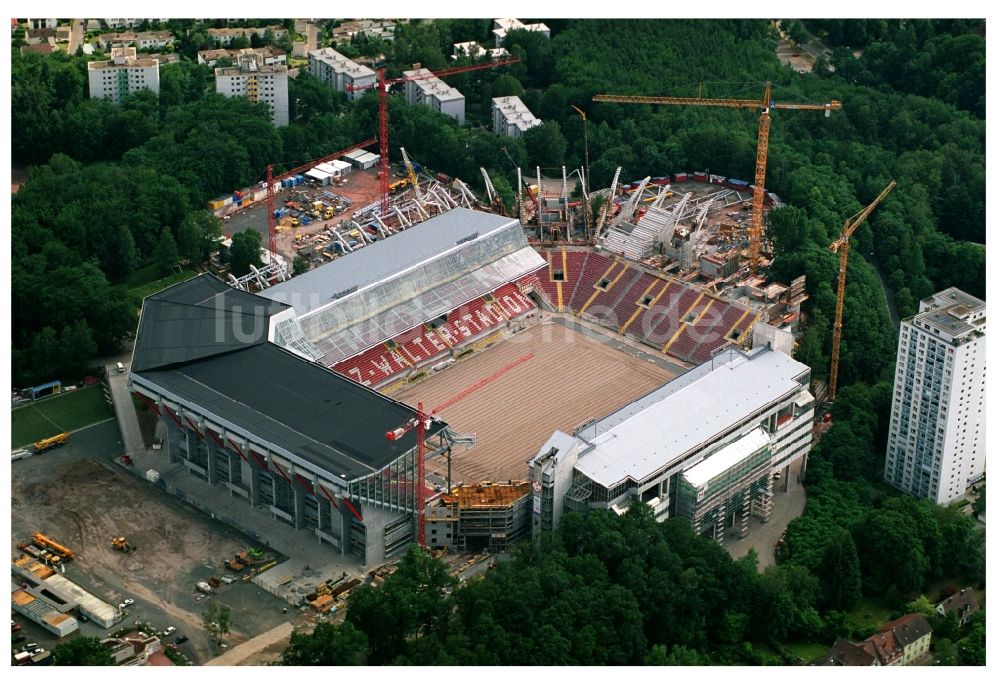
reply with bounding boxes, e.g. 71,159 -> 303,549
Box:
118,598 -> 134,609
163,626 -> 176,636
175,635 -> 189,644
12,635 -> 26,645
25,643 -> 39,651
12,623 -> 21,632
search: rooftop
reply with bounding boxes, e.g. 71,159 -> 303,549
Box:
575,346 -> 809,487
682,427 -> 769,488
262,208 -> 519,317
912,287 -> 986,340
443,481 -> 531,508
131,274 -> 443,483
308,47 -> 376,78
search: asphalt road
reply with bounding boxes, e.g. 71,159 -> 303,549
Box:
68,19 -> 84,55
722,458 -> 806,571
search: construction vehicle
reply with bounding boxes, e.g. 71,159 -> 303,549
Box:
33,532 -> 74,560
594,82 -> 841,272
111,536 -> 133,553
828,180 -> 896,401
34,432 -> 70,454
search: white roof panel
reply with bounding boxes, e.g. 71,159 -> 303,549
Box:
574,346 -> 808,487
682,427 -> 769,488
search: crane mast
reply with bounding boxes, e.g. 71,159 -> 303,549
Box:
346,57 -> 520,215
827,179 -> 897,401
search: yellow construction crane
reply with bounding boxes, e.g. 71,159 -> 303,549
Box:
593,82 -> 842,272
828,179 -> 896,401
399,147 -> 421,198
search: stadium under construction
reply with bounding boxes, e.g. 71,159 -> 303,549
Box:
129,168 -> 814,565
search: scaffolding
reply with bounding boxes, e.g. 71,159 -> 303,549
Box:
433,481 -> 531,552
675,428 -> 773,542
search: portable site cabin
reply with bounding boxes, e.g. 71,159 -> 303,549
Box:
305,168 -> 333,186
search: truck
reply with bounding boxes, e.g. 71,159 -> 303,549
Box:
33,532 -> 74,560
34,432 -> 70,454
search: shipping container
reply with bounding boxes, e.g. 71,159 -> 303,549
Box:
673,173 -> 688,182
693,172 -> 708,182
709,174 -> 726,184
207,199 -> 225,210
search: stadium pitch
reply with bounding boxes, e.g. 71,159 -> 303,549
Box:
392,319 -> 676,485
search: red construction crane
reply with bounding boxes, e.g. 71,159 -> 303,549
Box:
346,57 -> 520,214
263,138 -> 377,266
385,352 -> 534,548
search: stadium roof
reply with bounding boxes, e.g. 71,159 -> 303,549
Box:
261,207 -> 520,316
574,346 -> 809,488
130,274 -> 444,482
132,274 -> 286,373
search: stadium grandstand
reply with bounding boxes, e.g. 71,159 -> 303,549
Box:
520,247 -> 761,366
127,204 -> 773,565
529,340 -> 814,541
263,207 -> 544,389
128,274 -> 451,565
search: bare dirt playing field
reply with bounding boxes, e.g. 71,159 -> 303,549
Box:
393,321 -> 675,484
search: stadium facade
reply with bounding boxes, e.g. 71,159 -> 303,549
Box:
528,340 -> 814,540
129,208 -> 544,565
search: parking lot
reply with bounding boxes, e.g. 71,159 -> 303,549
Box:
10,422 -> 294,664
221,167 -> 383,264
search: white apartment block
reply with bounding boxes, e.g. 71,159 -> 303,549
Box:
29,19 -> 57,30
451,41 -> 510,61
307,48 -> 376,100
97,30 -> 174,50
87,47 -> 160,103
492,96 -> 541,138
403,68 -> 465,125
884,287 -> 986,505
529,343 -> 814,537
331,19 -> 396,44
208,26 -> 287,46
215,54 -> 289,127
199,47 -> 286,68
492,18 -> 550,47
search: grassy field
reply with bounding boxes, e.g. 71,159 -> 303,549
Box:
785,642 -> 830,663
11,385 -> 115,448
848,596 -> 895,632
128,267 -> 197,302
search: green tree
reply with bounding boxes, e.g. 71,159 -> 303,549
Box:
645,644 -> 708,665
58,320 -> 97,379
522,121 -> 567,169
292,256 -> 310,275
52,636 -> 114,665
202,602 -> 232,645
280,621 -> 368,665
818,528 -> 862,611
177,210 -> 222,265
228,230 -> 263,277
905,595 -> 937,620
154,226 -> 180,275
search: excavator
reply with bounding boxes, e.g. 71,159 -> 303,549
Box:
111,536 -> 135,553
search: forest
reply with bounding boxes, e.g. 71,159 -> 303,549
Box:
10,17 -> 985,666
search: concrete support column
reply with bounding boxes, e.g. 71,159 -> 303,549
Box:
248,458 -> 262,507
739,488 -> 751,539
205,435 -> 219,486
318,497 -> 329,533
161,415 -> 184,465
340,503 -> 353,558
714,507 -> 725,543
292,479 -> 306,530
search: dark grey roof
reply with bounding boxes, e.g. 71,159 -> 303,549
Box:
261,207 -> 519,316
885,613 -> 933,647
131,274 -> 444,480
132,274 -> 288,373
140,343 -> 444,481
818,638 -> 877,666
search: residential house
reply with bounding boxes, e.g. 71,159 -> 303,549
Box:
819,638 -> 879,666
24,27 -> 56,46
936,587 -> 981,626
820,613 -> 932,666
